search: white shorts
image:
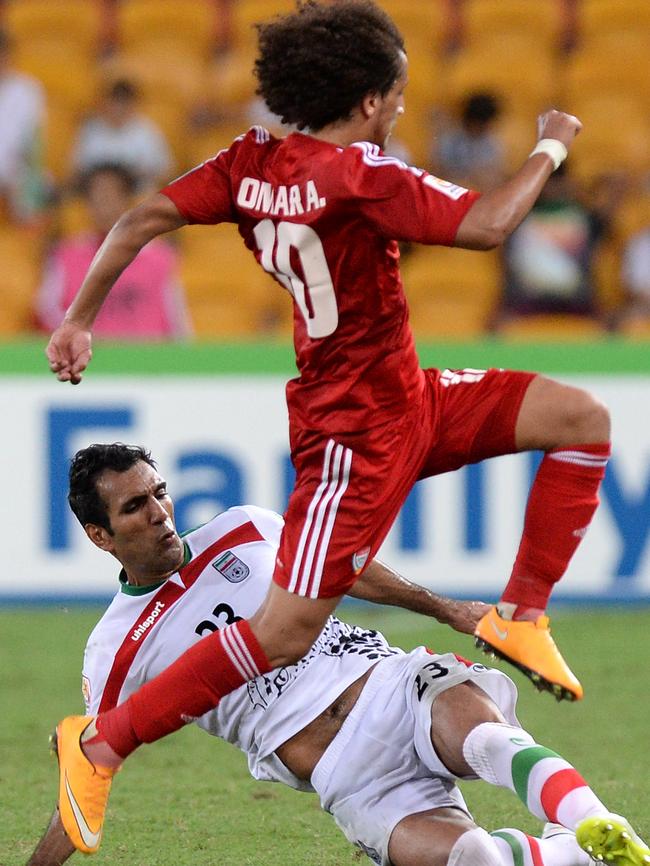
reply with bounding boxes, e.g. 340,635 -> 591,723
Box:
310,647 -> 520,866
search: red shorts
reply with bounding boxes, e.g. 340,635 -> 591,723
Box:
273,367 -> 535,599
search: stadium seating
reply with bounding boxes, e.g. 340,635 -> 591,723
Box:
404,246 -> 501,338
101,49 -> 207,112
462,0 -> 563,51
43,101 -> 79,182
378,0 -> 448,54
230,0 -> 296,53
0,226 -> 41,335
12,44 -> 99,116
442,37 -> 558,116
117,0 -> 216,58
562,36 -> 650,109
579,0 -> 650,44
4,0 -> 103,56
184,121 -> 250,171
566,93 -> 650,183
496,314 -> 608,341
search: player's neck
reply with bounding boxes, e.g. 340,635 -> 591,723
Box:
310,117 -> 380,149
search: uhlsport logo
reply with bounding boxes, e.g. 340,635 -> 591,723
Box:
131,600 -> 166,642
213,550 -> 250,583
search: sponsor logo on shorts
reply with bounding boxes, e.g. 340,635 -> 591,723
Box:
213,551 -> 250,583
352,546 -> 371,574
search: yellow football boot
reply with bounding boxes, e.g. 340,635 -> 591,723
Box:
50,716 -> 117,854
474,606 -> 583,702
576,813 -> 650,866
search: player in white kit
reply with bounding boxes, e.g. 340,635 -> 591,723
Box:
29,444 -> 649,866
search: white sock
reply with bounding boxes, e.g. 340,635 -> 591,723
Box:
492,827 -> 591,866
463,722 -> 607,828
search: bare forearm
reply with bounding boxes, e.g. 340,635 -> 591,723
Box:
455,154 -> 554,250
26,809 -> 75,866
350,560 -> 448,615
454,109 -> 582,250
348,560 -> 490,635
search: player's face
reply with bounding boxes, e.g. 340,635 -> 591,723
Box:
373,54 -> 408,149
91,461 -> 185,585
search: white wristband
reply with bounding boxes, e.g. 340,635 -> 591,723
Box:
529,138 -> 568,171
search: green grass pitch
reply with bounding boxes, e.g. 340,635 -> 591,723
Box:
2,606 -> 648,865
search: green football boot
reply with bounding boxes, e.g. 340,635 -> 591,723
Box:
576,814 -> 650,866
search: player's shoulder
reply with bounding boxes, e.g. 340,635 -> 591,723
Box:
348,140 -> 412,171
334,140 -> 426,195
84,590 -> 139,654
226,125 -> 278,158
183,505 -> 283,554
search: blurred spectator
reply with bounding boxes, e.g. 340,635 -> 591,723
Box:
35,163 -> 191,340
0,28 -> 47,223
492,165 -> 614,327
71,79 -> 174,190
431,92 -> 505,191
616,227 -> 650,328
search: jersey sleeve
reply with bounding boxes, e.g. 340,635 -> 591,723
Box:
160,139 -> 241,225
345,142 -> 480,246
229,505 -> 284,549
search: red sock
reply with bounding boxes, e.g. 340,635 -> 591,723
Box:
501,443 -> 610,611
96,620 -> 270,758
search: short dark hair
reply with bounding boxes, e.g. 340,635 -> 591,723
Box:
68,443 -> 156,531
254,0 -> 405,131
76,162 -> 138,198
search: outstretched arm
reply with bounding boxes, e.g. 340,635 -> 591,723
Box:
26,809 -> 75,866
348,559 -> 490,635
45,193 -> 187,385
454,109 -> 583,250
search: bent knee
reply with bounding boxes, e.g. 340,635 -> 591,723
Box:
252,618 -> 324,668
448,828 -> 503,866
517,377 -> 611,450
560,387 -> 610,444
272,631 -> 317,667
430,683 -> 505,777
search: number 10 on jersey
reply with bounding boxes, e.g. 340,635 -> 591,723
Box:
253,219 -> 339,338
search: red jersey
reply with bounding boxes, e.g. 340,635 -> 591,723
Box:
161,127 -> 479,434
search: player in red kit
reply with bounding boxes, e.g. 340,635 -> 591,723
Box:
45,1 -> 610,851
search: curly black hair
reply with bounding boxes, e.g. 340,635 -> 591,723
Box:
68,443 -> 156,532
254,0 -> 405,132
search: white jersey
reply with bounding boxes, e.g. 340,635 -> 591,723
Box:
82,505 -> 401,790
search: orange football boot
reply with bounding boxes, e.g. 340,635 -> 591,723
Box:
474,606 -> 583,701
50,716 -> 118,854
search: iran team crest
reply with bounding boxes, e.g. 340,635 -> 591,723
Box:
212,550 -> 250,583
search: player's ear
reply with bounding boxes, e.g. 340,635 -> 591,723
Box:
361,91 -> 380,119
85,523 -> 113,552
